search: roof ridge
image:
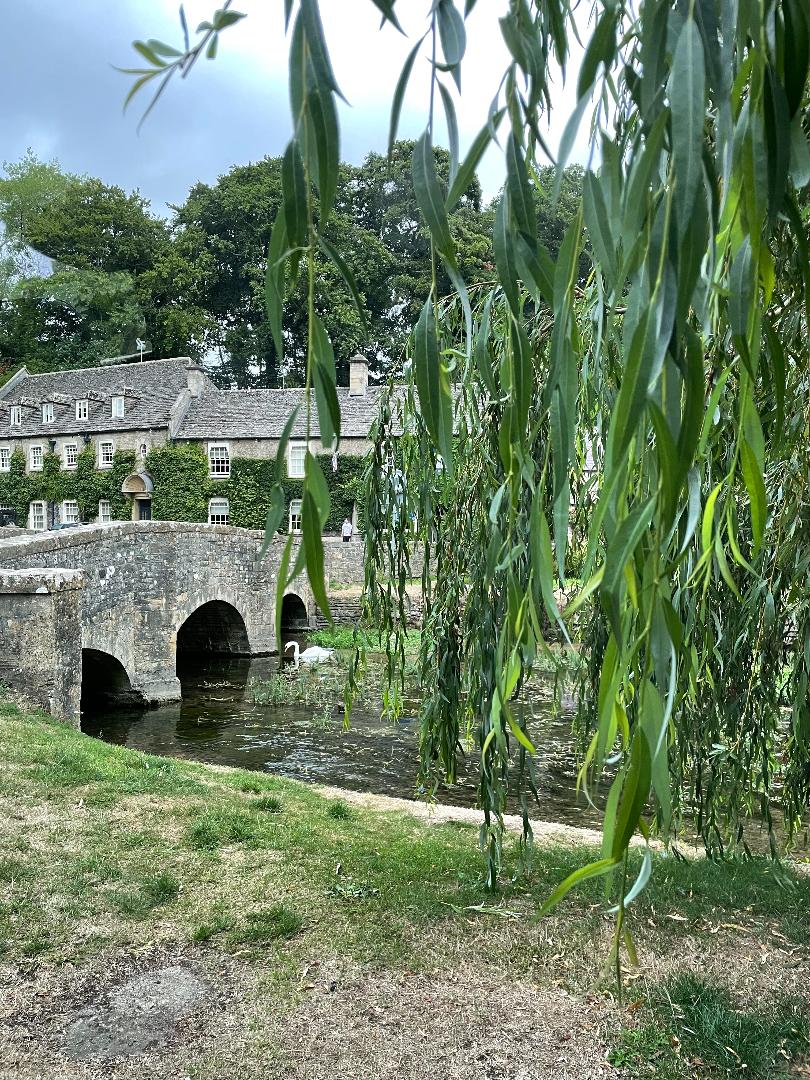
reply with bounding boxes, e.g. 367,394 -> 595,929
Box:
22,356 -> 191,380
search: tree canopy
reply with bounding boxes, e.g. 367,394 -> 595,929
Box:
0,147 -> 582,384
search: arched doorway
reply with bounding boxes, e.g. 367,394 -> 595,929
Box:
280,592 -> 309,631
121,471 -> 153,521
80,649 -> 144,714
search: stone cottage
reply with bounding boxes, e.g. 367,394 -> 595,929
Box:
0,355 -> 380,532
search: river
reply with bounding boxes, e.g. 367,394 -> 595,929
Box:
82,649 -> 605,830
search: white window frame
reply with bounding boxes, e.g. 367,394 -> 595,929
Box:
9,406 -> 21,427
42,402 -> 54,424
29,501 -> 46,532
61,499 -> 79,526
98,499 -> 112,524
288,498 -> 303,534
208,442 -> 230,478
0,447 -> 10,473
208,497 -> 230,526
29,445 -> 43,472
63,443 -> 78,470
98,440 -> 115,469
138,441 -> 148,459
111,396 -> 125,419
287,441 -> 307,479
76,399 -> 88,421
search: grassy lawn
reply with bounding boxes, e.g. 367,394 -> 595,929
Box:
0,692 -> 808,1077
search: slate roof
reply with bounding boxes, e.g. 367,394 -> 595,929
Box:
0,358 -> 200,438
176,386 -> 387,441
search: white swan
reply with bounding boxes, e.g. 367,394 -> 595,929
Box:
284,641 -> 336,669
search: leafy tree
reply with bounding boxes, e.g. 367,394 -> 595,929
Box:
125,0 -> 810,969
0,268 -> 143,372
0,154 -> 168,368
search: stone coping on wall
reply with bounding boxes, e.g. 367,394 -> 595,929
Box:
0,520 -> 362,559
0,568 -> 85,594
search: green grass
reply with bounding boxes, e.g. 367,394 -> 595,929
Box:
0,691 -> 808,1028
307,627 -> 421,650
610,974 -> 810,1078
326,799 -> 352,820
231,904 -> 303,945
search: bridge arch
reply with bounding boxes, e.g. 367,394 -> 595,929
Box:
80,648 -> 144,713
280,591 -> 310,631
176,599 -> 251,660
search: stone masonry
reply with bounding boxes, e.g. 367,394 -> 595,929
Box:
0,568 -> 84,722
0,522 -> 371,725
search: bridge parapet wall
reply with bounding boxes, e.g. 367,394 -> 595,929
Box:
0,522 -> 291,703
0,522 -> 369,712
0,569 -> 84,724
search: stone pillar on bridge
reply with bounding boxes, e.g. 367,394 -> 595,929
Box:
0,568 -> 84,726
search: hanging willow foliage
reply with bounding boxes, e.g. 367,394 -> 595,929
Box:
127,2 -> 810,923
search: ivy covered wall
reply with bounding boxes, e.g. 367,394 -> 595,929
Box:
147,444 -> 366,532
0,442 -> 366,531
0,448 -> 135,525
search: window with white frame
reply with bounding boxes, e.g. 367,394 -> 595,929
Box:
63,443 -> 78,469
29,445 -> 43,472
98,500 -> 112,524
0,447 -> 9,472
288,498 -> 303,534
111,396 -> 125,418
98,441 -> 114,468
208,443 -> 230,477
138,441 -> 148,458
9,406 -> 21,426
208,497 -> 229,526
61,500 -> 79,526
29,501 -> 46,531
287,441 -> 306,478
76,399 -> 88,421
42,403 -> 54,423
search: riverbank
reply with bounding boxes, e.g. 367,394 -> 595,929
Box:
0,695 -> 808,1078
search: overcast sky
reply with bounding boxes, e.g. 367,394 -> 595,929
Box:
4,1 -> 590,219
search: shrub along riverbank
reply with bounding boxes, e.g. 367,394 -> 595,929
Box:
0,694 -> 808,1078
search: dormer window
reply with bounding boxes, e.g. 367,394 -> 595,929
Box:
111,396 -> 125,419
9,406 -> 21,426
76,400 -> 88,421
42,403 -> 54,424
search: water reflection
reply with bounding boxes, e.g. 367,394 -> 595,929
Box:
82,653 -> 604,828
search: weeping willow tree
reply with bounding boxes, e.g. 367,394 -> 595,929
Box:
128,2 -> 810,917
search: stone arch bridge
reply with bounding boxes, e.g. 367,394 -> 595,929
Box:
0,521 -> 363,724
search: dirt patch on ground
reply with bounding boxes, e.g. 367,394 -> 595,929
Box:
266,956 -> 619,1080
0,945 -> 619,1080
0,945 -> 252,1080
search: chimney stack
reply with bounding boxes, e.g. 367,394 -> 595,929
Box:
186,361 -> 207,398
348,355 -> 369,397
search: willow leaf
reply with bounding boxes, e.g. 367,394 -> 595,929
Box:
301,489 -> 332,624
669,17 -> 705,234
412,130 -> 456,266
438,82 -> 459,187
446,110 -> 503,211
538,857 -> 620,917
282,139 -> 307,248
602,496 -> 656,641
388,36 -> 424,155
740,438 -> 767,553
